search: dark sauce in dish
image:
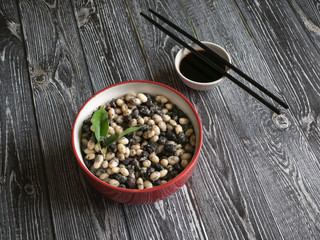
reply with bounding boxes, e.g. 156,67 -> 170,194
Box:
179,50 -> 226,83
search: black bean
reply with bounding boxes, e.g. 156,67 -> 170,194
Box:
144,93 -> 152,100
130,159 -> 140,170
154,179 -> 161,186
138,156 -> 148,162
164,144 -> 176,154
147,167 -> 155,175
119,184 -> 126,189
122,158 -> 131,166
143,142 -> 158,153
154,109 -> 162,115
139,167 -> 148,178
110,99 -> 117,108
145,100 -> 155,108
108,143 -> 117,153
165,130 -> 177,142
123,115 -> 132,124
119,175 -> 128,184
159,132 -> 166,137
154,163 -> 164,171
81,139 -> 88,150
157,136 -> 167,145
114,173 -> 127,184
82,124 -> 90,134
177,132 -> 186,144
130,109 -> 138,119
182,125 -> 189,132
140,125 -> 150,131
174,164 -> 182,172
125,132 -> 134,139
141,150 -> 150,158
127,177 -> 136,189
140,106 -> 151,116
170,170 -> 179,178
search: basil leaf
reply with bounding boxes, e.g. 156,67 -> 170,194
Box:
104,125 -> 146,149
92,105 -> 109,143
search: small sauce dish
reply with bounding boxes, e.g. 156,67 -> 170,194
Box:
175,41 -> 231,91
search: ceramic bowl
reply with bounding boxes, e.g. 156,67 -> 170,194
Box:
72,80 -> 202,204
175,41 -> 231,91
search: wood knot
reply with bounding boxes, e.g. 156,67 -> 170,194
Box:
24,184 -> 36,195
76,7 -> 95,27
272,113 -> 291,130
32,68 -> 48,85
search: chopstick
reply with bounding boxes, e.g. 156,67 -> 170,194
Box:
140,12 -> 286,114
148,9 -> 289,110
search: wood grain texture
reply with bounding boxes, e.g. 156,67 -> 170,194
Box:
71,1 -> 206,239
128,0 -> 320,239
17,0 -> 128,239
0,1 -> 54,239
1,0 -> 320,239
71,0 -> 152,92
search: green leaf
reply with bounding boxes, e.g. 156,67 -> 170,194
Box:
104,125 -> 146,150
92,105 -> 109,144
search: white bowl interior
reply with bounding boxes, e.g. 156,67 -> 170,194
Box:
73,82 -> 201,165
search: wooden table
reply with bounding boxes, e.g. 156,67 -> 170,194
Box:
1,0 -> 320,239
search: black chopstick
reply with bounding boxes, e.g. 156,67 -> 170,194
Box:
140,12 -> 282,114
148,9 -> 289,110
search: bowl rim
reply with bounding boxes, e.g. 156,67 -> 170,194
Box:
72,80 -> 203,193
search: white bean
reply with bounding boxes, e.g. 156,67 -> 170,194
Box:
150,171 -> 161,181
115,126 -> 123,135
181,159 -> 189,169
112,167 -> 120,174
93,155 -> 104,169
179,118 -> 190,125
160,159 -> 168,167
165,103 -> 173,110
99,173 -> 109,180
85,153 -> 96,160
87,139 -> 95,150
84,148 -> 95,154
116,98 -> 125,107
185,128 -> 194,137
160,169 -> 168,178
144,180 -> 153,189
105,152 -> 115,161
190,135 -> 196,146
120,168 -> 129,176
137,178 -> 144,189
108,108 -> 115,119
142,160 -> 151,167
152,114 -> 162,123
137,93 -> 148,103
149,152 -> 159,163
162,114 -> 171,122
158,121 -> 166,132
175,125 -> 183,135
118,137 -> 129,145
109,179 -> 120,187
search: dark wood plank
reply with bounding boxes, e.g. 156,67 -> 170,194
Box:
72,0 -> 152,91
71,0 -> 207,239
0,1 -> 54,239
17,0 -> 129,239
128,0 -> 320,239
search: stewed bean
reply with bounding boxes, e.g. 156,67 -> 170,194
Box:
81,92 -> 195,189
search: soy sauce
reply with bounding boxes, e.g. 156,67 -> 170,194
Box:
179,50 -> 226,83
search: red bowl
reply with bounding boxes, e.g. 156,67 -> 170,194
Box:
72,81 -> 203,204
